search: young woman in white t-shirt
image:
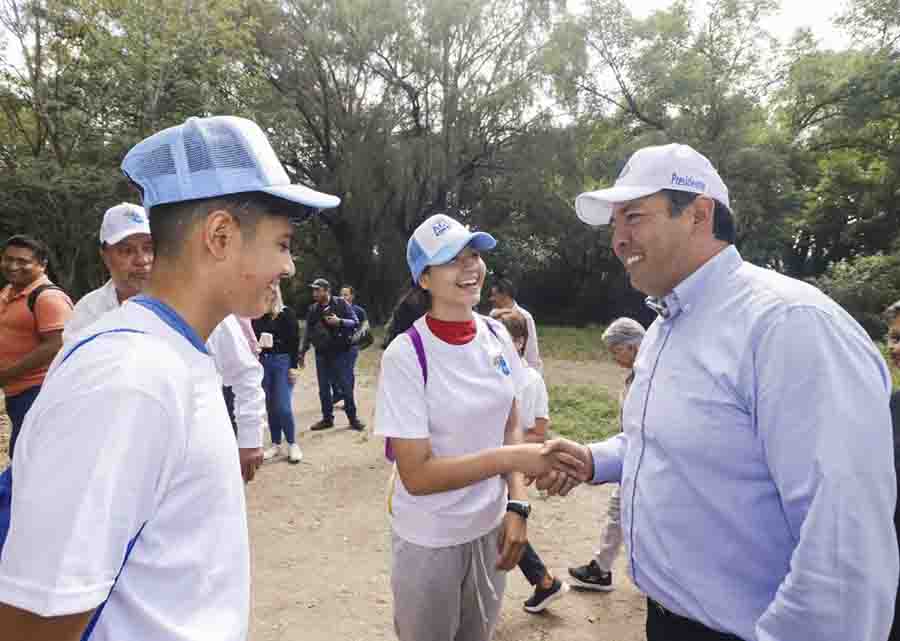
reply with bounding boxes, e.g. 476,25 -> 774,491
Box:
375,214 -> 582,641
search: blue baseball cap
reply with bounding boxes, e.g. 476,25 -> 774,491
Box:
121,116 -> 340,221
407,214 -> 497,284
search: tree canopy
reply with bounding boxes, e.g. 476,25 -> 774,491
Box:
1,0 -> 898,333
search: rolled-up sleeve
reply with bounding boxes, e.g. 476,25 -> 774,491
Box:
754,306 -> 898,641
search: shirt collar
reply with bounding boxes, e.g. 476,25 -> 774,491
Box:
646,246 -> 743,321
130,295 -> 209,354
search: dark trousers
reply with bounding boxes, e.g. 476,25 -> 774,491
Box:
331,348 -> 359,403
6,385 -> 42,460
517,542 -> 548,586
222,386 -> 238,435
646,598 -> 745,641
316,350 -> 357,422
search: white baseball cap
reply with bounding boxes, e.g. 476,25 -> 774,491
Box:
407,214 -> 497,284
121,116 -> 339,222
100,202 -> 151,245
575,143 -> 730,226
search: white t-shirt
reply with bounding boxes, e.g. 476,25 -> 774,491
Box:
64,280 -> 264,448
375,315 -> 525,548
517,363 -> 549,433
0,300 -> 250,641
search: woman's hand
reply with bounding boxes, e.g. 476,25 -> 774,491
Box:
496,512 -> 528,570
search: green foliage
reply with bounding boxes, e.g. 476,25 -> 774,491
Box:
0,0 -> 898,332
535,325 -> 611,362
814,253 -> 900,338
548,384 -> 620,442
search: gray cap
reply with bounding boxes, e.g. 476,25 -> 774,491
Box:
309,278 -> 330,290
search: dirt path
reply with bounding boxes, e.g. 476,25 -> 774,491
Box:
246,356 -> 646,641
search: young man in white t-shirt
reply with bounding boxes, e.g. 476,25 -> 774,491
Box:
0,116 -> 340,641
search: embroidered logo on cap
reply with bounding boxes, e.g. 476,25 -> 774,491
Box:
432,220 -> 451,237
671,173 -> 706,191
125,211 -> 146,225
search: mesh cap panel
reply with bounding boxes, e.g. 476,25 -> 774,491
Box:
132,145 -> 177,179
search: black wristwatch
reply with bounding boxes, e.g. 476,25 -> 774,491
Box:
506,500 -> 531,519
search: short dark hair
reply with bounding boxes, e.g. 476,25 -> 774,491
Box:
3,234 -> 49,265
492,278 -> 516,300
148,191 -> 291,259
661,189 -> 736,244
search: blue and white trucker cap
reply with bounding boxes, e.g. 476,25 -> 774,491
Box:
575,143 -> 729,226
100,202 -> 150,246
121,116 -> 340,220
407,214 -> 497,284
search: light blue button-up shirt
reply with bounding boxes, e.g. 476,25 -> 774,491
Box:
590,246 -> 898,641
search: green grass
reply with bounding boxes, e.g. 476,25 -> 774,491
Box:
548,384 -> 620,443
535,325 -> 611,362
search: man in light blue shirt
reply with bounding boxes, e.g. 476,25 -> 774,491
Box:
546,143 -> 898,640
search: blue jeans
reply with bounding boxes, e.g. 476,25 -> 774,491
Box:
316,350 -> 357,422
261,353 -> 296,445
6,385 -> 42,460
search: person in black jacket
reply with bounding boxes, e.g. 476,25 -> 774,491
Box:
885,300 -> 900,641
252,284 -> 302,464
299,278 -> 362,431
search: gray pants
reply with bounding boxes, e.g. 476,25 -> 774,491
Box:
594,485 -> 623,572
391,527 -> 507,641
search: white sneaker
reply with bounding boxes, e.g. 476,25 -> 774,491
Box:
263,445 -> 280,461
288,443 -> 303,464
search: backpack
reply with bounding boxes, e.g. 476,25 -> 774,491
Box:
0,327 -> 148,639
384,317 -> 501,462
26,283 -> 69,330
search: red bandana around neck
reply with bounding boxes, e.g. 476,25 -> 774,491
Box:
426,315 -> 477,345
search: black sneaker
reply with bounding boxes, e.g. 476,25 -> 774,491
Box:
523,578 -> 569,613
567,560 -> 614,591
348,418 -> 366,432
310,418 -> 335,431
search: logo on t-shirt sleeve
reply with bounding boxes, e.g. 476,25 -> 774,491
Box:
493,353 -> 511,376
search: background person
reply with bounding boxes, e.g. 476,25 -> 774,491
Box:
253,283 -> 302,464
489,278 -> 542,373
497,310 -> 570,614
299,278 -> 362,432
0,234 -> 72,460
568,317 -> 644,592
331,284 -> 369,407
882,299 -> 900,641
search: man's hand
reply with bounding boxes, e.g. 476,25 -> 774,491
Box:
239,447 -> 264,483
324,313 -> 340,327
528,470 -> 582,497
541,438 -> 594,482
496,512 -> 528,570
297,354 -> 306,370
288,368 -> 300,384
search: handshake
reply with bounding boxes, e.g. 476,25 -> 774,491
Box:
515,438 -> 595,497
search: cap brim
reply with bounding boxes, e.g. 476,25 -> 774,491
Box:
262,183 -> 341,221
101,228 -> 152,246
428,231 -> 497,268
575,186 -> 660,226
